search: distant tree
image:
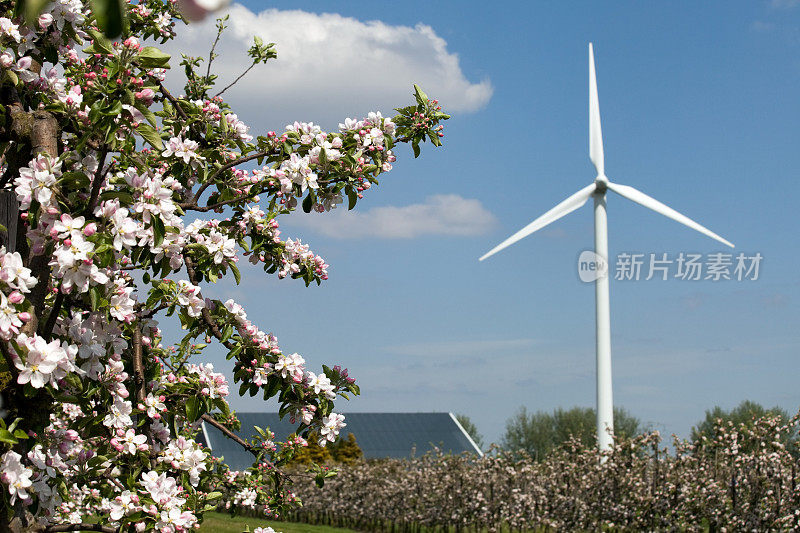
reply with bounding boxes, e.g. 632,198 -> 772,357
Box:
289,432 -> 332,466
501,406 -> 642,460
330,433 -> 364,465
691,400 -> 797,454
290,432 -> 363,466
455,413 -> 485,451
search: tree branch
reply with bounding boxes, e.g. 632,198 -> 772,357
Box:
136,303 -> 168,320
132,325 -> 146,405
183,256 -> 235,351
180,150 -> 272,209
158,82 -> 189,121
182,194 -> 253,213
201,413 -> 254,452
20,105 -> 59,335
44,524 -> 117,533
86,147 -> 109,215
214,62 -> 257,98
31,110 -> 58,159
206,21 -> 225,79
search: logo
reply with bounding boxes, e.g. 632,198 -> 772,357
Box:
578,250 -> 608,283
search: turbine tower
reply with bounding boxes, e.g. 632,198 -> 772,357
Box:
480,44 -> 734,453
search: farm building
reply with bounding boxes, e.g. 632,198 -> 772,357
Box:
199,412 -> 483,470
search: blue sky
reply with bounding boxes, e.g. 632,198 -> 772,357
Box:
164,1 -> 800,446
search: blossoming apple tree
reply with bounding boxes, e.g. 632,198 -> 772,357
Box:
0,0 -> 449,530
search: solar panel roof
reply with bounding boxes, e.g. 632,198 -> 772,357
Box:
200,412 -> 482,471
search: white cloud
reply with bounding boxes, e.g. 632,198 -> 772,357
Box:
163,5 -> 492,130
286,194 -> 497,239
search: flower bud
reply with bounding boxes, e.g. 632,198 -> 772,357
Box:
83,222 -> 97,236
8,292 -> 24,304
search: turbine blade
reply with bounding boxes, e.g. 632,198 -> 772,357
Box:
480,183 -> 597,261
589,43 -> 604,176
606,181 -> 734,248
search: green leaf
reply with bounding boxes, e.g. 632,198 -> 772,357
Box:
221,325 -> 233,343
134,102 -> 158,127
230,262 -> 241,285
137,123 -> 164,151
412,141 -> 421,158
138,46 -> 172,69
347,189 -> 357,210
414,84 -> 428,105
394,105 -> 417,116
0,428 -> 17,444
99,100 -> 123,116
228,345 -> 242,360
85,28 -> 113,55
264,377 -> 281,400
185,396 -> 200,421
60,171 -> 91,189
18,0 -> 50,27
302,194 -> 314,213
100,190 -> 135,205
151,217 -> 165,247
90,0 -> 127,38
4,69 -> 18,86
89,286 -> 100,311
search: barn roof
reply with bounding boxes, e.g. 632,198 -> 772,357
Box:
200,412 -> 482,470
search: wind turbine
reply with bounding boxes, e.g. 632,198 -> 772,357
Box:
479,44 -> 734,453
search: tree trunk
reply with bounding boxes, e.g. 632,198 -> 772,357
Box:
0,87 -> 59,532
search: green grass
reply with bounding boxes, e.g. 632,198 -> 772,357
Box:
198,512 -> 356,533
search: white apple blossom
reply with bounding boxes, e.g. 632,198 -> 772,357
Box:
14,334 -> 66,388
103,399 -> 133,429
0,293 -> 24,339
117,429 -> 148,455
162,136 -> 204,165
232,487 -> 257,507
108,490 -> 139,521
0,248 -> 37,292
274,352 -> 305,382
176,280 -> 205,317
306,371 -> 336,400
188,363 -> 229,398
318,412 -> 346,446
140,471 -> 183,507
160,437 -> 207,486
0,17 -> 21,42
14,154 -> 61,209
0,451 -> 33,505
143,393 -> 166,418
